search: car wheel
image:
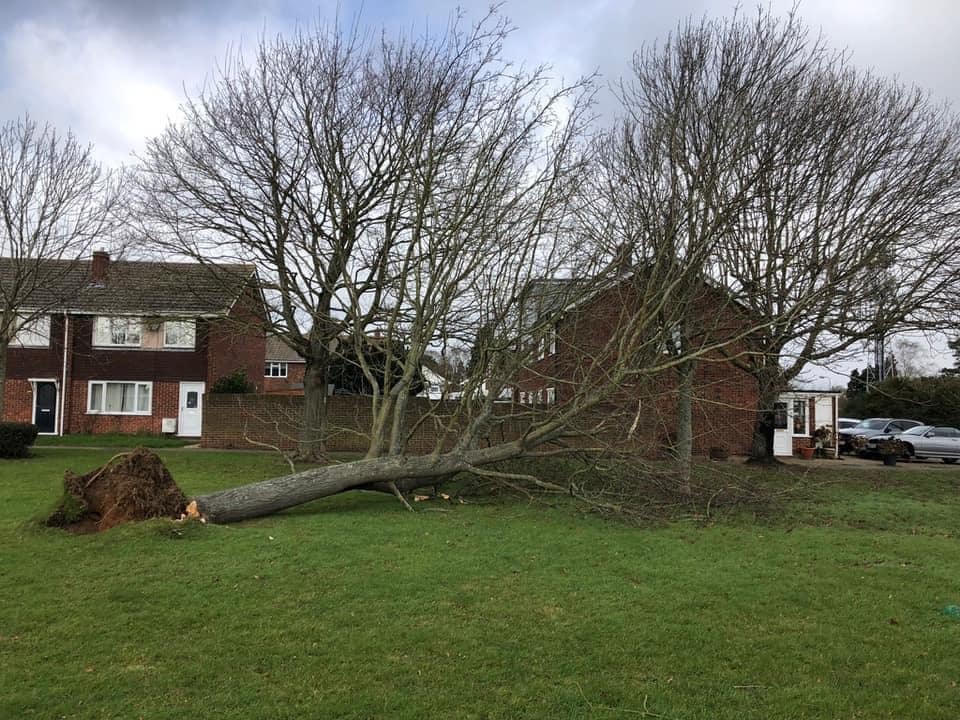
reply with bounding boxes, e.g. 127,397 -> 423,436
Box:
902,443 -> 915,459
944,458 -> 958,464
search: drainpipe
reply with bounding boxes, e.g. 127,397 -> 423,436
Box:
59,313 -> 69,436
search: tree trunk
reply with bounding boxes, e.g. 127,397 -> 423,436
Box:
749,379 -> 780,463
297,359 -> 327,461
0,344 -> 7,419
192,443 -> 522,523
675,360 -> 694,490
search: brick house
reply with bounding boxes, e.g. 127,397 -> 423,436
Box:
513,277 -> 761,456
3,252 -> 265,437
263,335 -> 307,394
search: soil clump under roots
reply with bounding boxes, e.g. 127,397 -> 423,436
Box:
47,448 -> 187,533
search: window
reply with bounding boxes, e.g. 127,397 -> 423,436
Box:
163,320 -> 196,349
659,321 -> 684,355
93,317 -> 141,347
773,402 -> 788,430
537,326 -> 557,360
545,387 -> 556,405
792,399 -> 808,435
265,362 -> 288,378
13,315 -> 50,347
88,381 -> 152,415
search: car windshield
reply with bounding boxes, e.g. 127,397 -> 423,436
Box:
900,426 -> 932,436
857,419 -> 889,430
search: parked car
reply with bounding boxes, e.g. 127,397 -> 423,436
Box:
865,425 -> 960,463
837,417 -> 861,430
838,417 -> 924,453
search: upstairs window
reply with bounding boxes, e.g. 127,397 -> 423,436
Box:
537,326 -> 557,360
163,320 -> 196,349
13,314 -> 50,347
265,362 -> 288,378
93,317 -> 141,347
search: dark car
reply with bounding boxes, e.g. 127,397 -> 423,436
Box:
838,417 -> 924,454
866,425 -> 960,463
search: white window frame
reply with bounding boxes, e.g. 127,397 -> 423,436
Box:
87,381 -> 153,415
265,362 -> 289,378
792,398 -> 808,436
13,314 -> 50,347
537,325 -> 558,360
93,316 -> 142,347
163,319 -> 196,349
545,387 -> 556,405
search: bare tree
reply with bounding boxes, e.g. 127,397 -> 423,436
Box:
133,6 -> 770,522
589,10 -> 818,476
611,8 -> 960,462
137,10 -> 594,461
0,116 -> 121,416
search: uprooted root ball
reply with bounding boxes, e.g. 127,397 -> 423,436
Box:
47,448 -> 187,533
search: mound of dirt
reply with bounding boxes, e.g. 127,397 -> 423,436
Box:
47,448 -> 187,533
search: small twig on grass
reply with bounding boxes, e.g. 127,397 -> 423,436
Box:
388,481 -> 415,512
575,682 -> 672,718
243,427 -> 295,473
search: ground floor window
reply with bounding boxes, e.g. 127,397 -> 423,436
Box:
88,381 -> 152,415
792,399 -> 808,435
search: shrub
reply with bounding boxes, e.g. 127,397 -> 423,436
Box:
210,369 -> 255,394
0,422 -> 39,458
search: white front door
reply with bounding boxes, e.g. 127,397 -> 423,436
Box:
773,401 -> 793,456
178,382 -> 205,437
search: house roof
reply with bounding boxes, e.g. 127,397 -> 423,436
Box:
1,257 -> 257,315
266,334 -> 306,362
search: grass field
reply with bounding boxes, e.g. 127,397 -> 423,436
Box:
2,450 -> 960,719
34,433 -> 195,448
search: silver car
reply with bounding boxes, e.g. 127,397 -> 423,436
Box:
838,417 -> 923,453
866,425 -> 960,464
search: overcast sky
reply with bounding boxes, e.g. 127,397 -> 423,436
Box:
2,0 -> 957,383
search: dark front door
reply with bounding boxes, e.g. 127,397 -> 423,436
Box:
34,382 -> 57,434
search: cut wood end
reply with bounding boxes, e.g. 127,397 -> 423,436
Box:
183,500 -> 207,522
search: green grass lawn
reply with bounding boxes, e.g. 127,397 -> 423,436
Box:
2,451 -> 960,719
34,433 -> 195,448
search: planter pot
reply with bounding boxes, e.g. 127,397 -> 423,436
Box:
799,446 -> 815,460
708,446 -> 729,461
883,454 -> 897,466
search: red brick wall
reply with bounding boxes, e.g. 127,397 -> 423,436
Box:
66,380 -> 180,435
202,394 -> 473,452
3,379 -> 35,425
207,299 -> 266,393
263,362 -> 306,393
514,281 -> 760,456
200,393 -> 746,457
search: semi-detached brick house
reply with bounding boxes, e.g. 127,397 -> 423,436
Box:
513,276 -> 761,456
263,335 -> 307,394
3,251 -> 265,437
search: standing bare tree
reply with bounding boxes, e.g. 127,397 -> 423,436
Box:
589,10 -> 819,475
0,116 -> 121,416
137,10 -> 595,461
609,8 -> 960,462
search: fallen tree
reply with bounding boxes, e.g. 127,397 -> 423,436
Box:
129,9 -> 801,525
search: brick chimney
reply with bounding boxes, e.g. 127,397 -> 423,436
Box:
91,250 -> 109,283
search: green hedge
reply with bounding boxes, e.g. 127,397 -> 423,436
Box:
0,422 -> 39,458
843,375 -> 960,427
